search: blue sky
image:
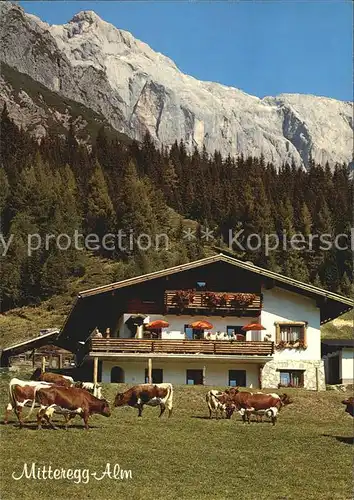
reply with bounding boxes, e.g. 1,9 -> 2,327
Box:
19,1 -> 352,101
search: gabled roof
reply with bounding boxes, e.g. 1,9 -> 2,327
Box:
321,339 -> 354,356
55,253 -> 353,352
321,339 -> 354,348
1,330 -> 60,353
78,253 -> 353,308
0,330 -> 60,366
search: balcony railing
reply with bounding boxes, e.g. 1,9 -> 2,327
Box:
89,338 -> 274,356
164,290 -> 262,313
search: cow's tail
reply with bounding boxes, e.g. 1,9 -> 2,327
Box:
24,385 -> 41,420
8,379 -> 18,411
165,383 -> 173,411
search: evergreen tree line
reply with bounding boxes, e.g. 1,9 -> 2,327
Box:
0,105 -> 352,311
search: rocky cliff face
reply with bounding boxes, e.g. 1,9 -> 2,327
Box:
0,3 -> 352,168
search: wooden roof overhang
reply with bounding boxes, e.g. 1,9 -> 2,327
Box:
0,331 -> 60,366
321,339 -> 354,356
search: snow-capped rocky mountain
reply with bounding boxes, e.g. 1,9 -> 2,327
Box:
0,3 -> 352,168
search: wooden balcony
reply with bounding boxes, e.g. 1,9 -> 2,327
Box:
89,338 -> 273,356
164,290 -> 262,314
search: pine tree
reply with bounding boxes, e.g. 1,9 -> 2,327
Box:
300,202 -> 313,236
0,166 -> 10,217
277,199 -> 310,281
40,250 -> 68,298
116,160 -> 163,258
1,212 -> 38,308
86,160 -> 116,242
321,249 -> 341,292
339,272 -> 353,297
161,159 -> 180,211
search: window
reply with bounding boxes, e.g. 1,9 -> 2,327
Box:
145,369 -> 163,384
184,324 -> 193,340
278,370 -> 304,388
186,369 -> 204,385
229,370 -> 246,387
276,322 -> 306,343
184,324 -> 203,340
226,326 -> 245,340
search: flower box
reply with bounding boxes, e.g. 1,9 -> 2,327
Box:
201,292 -> 221,309
171,289 -> 195,310
275,339 -> 307,350
229,293 -> 257,308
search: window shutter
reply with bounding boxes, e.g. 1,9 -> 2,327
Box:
275,323 -> 280,343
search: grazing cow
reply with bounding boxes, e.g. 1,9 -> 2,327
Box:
224,391 -> 293,424
114,383 -> 173,417
236,392 -> 281,423
341,397 -> 354,417
74,382 -> 103,399
4,378 -> 53,426
206,390 -> 228,419
30,386 -> 111,430
31,368 -> 74,387
206,387 -> 240,419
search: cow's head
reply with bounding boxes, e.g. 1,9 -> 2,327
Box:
225,402 -> 237,419
341,397 -> 354,417
100,399 -> 111,417
280,393 -> 293,406
114,392 -> 125,407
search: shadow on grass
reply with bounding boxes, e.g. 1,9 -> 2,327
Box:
191,416 -> 274,425
1,421 -> 100,430
323,434 -> 353,445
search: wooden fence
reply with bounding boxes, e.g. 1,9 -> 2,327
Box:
90,338 -> 273,356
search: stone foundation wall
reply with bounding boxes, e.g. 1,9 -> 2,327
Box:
262,359 -> 326,391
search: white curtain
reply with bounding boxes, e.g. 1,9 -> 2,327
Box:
250,330 -> 262,341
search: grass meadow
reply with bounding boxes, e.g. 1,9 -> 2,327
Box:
0,374 -> 353,500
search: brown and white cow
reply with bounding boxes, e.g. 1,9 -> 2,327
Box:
341,397 -> 354,417
114,383 -> 173,417
31,368 -> 74,387
224,391 -> 293,424
30,386 -> 111,430
4,378 -> 54,426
